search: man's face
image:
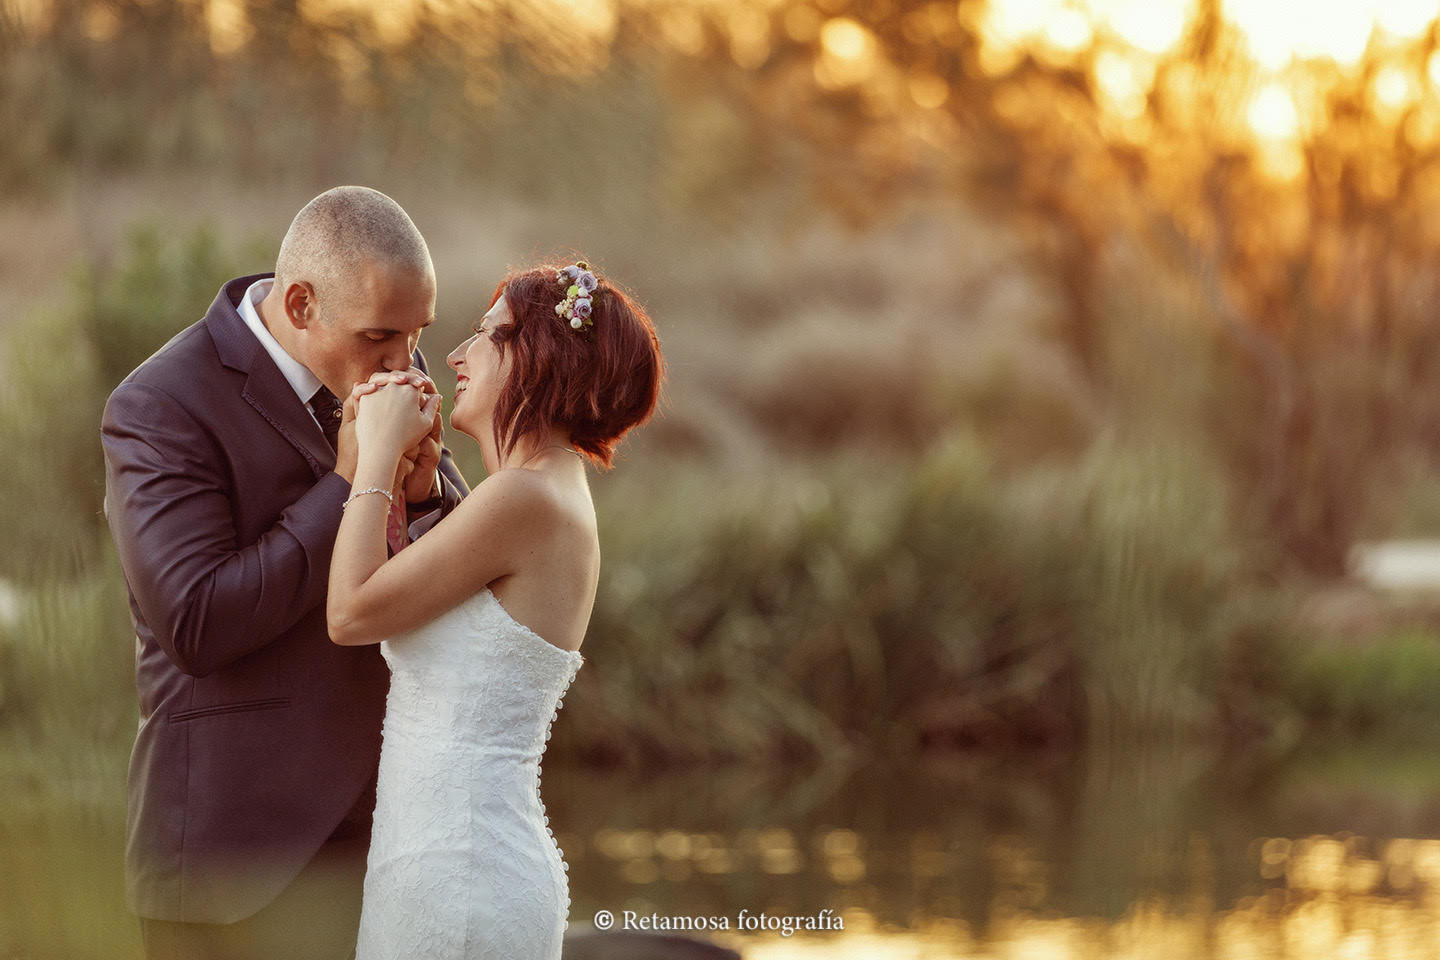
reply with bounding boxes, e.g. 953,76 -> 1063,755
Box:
295,261 -> 436,396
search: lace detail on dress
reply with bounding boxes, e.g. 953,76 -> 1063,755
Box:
355,588 -> 584,960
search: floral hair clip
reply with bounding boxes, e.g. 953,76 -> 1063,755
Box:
555,260 -> 599,331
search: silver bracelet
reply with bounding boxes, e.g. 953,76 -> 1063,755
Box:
343,486 -> 394,510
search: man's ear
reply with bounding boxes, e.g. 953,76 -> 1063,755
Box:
282,281 -> 316,330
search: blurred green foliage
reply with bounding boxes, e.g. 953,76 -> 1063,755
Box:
1286,629 -> 1440,740
565,425 -> 1315,768
0,223 -> 270,581
0,550 -> 134,791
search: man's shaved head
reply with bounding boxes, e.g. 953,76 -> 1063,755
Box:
275,186 -> 433,307
262,186 -> 437,398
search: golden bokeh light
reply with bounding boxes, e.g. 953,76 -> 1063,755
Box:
1089,0 -> 1190,55
978,0 -> 1190,58
1093,50 -> 1149,120
728,6 -> 772,69
1247,83 -> 1300,141
815,16 -> 879,88
1376,0 -> 1440,38
544,0 -> 619,40
1223,0 -> 1374,68
659,7 -> 707,56
819,16 -> 873,62
908,71 -> 951,109
1044,8 -> 1093,54
206,0 -> 254,55
1372,63 -> 1416,116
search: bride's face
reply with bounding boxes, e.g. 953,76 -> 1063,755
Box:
446,294 -> 513,440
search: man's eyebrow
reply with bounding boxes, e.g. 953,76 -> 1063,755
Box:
363,317 -> 435,335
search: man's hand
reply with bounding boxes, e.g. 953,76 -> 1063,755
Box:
403,406 -> 444,504
336,392 -> 361,483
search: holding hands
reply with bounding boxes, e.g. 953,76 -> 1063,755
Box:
350,371 -> 443,493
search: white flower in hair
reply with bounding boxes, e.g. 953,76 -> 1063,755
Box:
556,260 -> 599,332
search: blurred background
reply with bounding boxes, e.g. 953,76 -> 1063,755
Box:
9,0 -> 1440,956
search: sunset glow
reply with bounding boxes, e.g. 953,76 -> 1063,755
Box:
969,0 -> 1440,179
978,0 -> 1440,69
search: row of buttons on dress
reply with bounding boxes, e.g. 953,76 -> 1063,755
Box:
538,659 -> 584,931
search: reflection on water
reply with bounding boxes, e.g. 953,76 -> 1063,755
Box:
546,743 -> 1440,959
9,743 -> 1440,958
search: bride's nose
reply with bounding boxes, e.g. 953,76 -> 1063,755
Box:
446,337 -> 472,371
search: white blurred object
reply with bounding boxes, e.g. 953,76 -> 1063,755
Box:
0,577 -> 20,627
1349,541 -> 1440,591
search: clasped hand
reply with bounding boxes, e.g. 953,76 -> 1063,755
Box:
346,370 -> 443,498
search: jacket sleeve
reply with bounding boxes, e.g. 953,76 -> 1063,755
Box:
102,380 -> 349,678
411,346 -> 469,519
436,449 -> 468,515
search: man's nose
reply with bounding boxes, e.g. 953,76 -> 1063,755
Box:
382,346 -> 412,371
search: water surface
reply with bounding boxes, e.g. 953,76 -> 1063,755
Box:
6,741 -> 1440,959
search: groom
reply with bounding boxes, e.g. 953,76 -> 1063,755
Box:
102,186 -> 467,959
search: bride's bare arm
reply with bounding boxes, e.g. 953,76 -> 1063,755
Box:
327,468 -> 553,645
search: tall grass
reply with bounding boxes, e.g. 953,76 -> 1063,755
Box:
0,554 -> 139,960
0,546 -> 134,805
561,427 -> 1305,767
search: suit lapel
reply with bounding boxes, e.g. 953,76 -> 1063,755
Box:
207,275 -> 337,478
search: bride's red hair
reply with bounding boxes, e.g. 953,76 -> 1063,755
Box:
483,263 -> 663,468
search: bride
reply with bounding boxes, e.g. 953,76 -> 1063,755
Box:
325,261 -> 663,959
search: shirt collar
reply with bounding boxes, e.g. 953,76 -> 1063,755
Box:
235,278 -> 325,405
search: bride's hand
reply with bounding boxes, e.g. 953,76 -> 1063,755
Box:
353,374 -> 441,462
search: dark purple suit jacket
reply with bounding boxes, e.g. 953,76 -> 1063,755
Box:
101,274 -> 468,924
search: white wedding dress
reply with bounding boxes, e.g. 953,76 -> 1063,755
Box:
355,587 -> 585,960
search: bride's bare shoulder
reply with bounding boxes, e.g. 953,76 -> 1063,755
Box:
450,467 -> 574,530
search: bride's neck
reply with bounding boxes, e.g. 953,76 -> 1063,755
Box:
482,424 -> 575,474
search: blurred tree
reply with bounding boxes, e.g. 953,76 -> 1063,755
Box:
682,0 -> 1440,575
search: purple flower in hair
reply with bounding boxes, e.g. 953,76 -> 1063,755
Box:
572,297 -> 592,320
577,270 -> 598,293
559,265 -> 582,283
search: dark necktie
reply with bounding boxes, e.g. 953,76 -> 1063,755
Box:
309,386 -> 343,453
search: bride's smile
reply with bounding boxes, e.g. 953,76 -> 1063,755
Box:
445,293 -> 515,445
